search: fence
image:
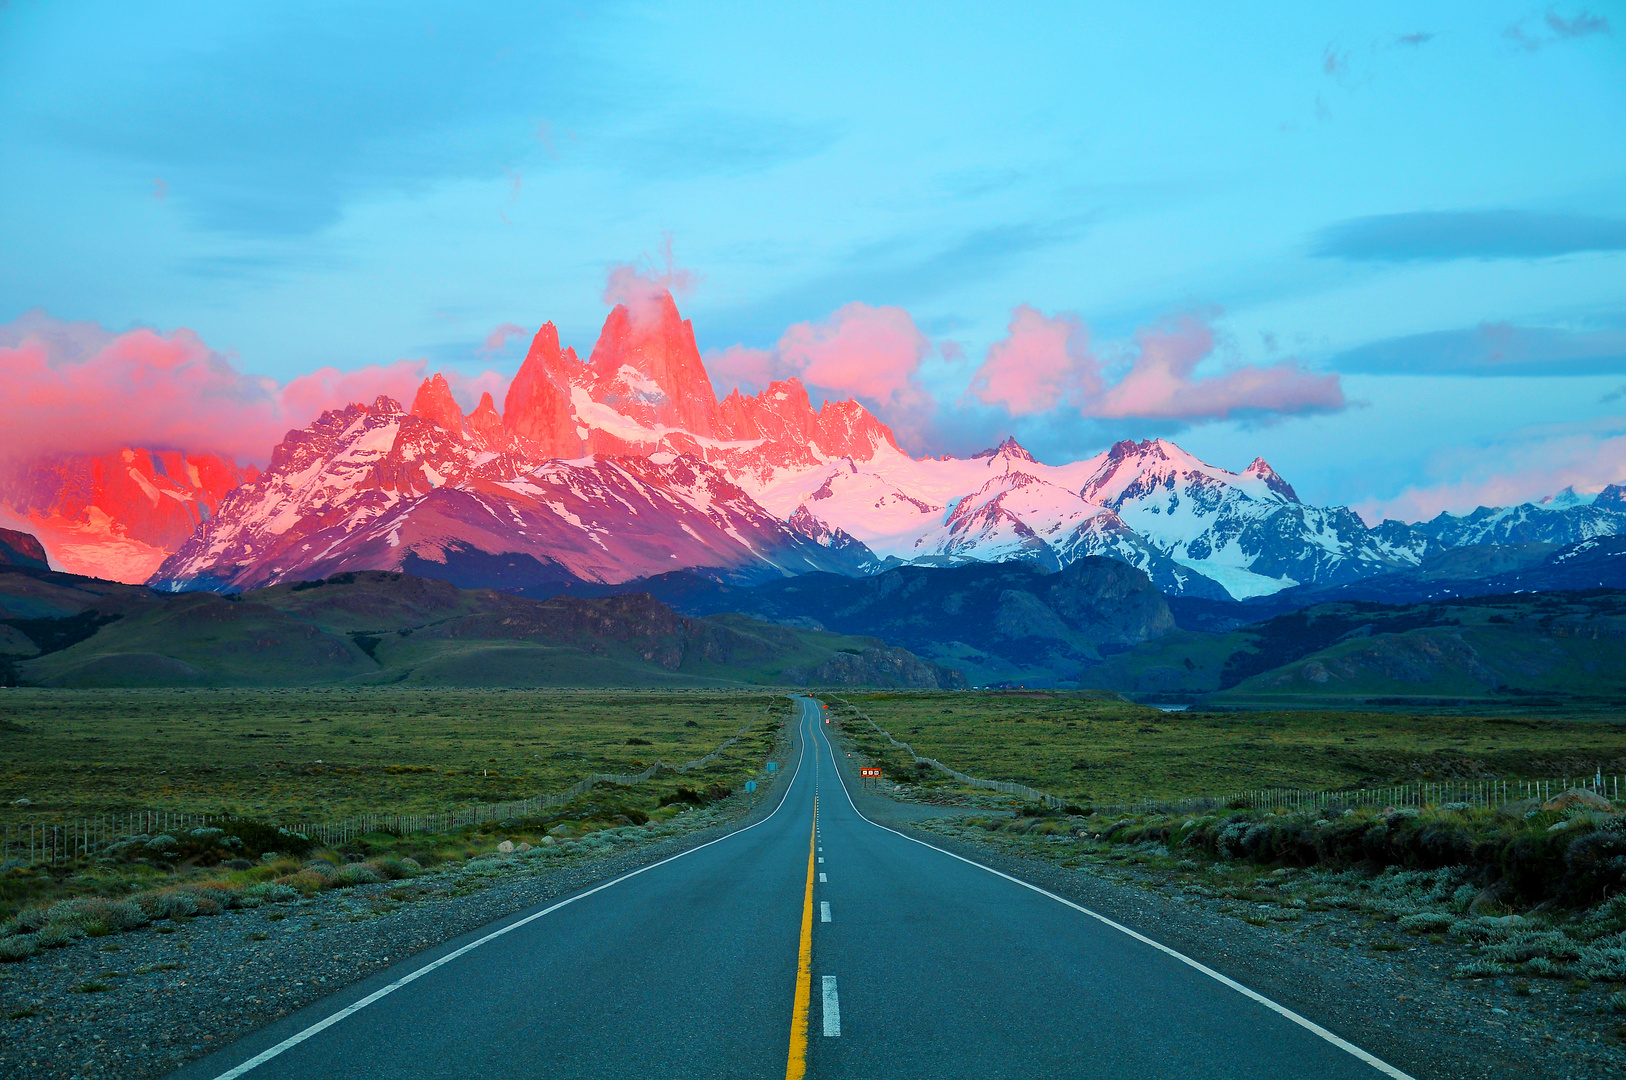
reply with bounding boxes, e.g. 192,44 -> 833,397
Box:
2,718 -> 759,867
835,697 -> 1621,820
838,699 -> 1069,811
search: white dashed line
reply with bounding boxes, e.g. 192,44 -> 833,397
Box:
822,976 -> 840,1036
820,901 -> 831,923
818,857 -> 824,863
819,873 -> 826,882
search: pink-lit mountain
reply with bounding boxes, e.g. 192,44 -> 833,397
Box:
141,292 -> 1429,598
0,449 -> 257,582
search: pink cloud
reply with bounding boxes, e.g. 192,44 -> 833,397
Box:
776,303 -> 933,411
1358,419 -> 1626,524
603,235 -> 700,327
481,322 -> 528,355
705,344 -> 776,396
969,305 -> 1097,414
1092,316 -> 1343,420
970,308 -> 1343,422
0,311 -> 502,466
704,303 -> 938,445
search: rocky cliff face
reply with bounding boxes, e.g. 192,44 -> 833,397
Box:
0,528 -> 49,569
0,448 -> 257,582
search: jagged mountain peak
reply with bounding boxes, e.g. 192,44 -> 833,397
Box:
410,374 -> 464,435
588,289 -> 718,436
1242,456 -> 1300,503
971,436 -> 1037,463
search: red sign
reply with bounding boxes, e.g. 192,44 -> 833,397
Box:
860,767 -> 882,778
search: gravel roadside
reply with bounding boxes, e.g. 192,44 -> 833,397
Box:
839,774 -> 1624,1080
0,768 -> 798,1080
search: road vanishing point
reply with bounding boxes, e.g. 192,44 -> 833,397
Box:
173,697 -> 1415,1080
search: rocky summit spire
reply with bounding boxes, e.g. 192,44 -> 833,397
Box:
410,373 -> 465,435
587,289 -> 719,436
503,323 -> 584,460
1241,457 -> 1300,502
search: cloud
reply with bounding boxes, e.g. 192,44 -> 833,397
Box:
1358,416 -> 1626,523
1312,210 -> 1626,262
0,310 -> 499,466
969,309 -> 1344,422
1331,322 -> 1626,376
968,305 -> 1096,414
696,217 -> 1086,350
705,302 -> 938,445
1395,32 -> 1435,46
603,235 -> 701,327
1507,7 -> 1610,50
1547,8 -> 1610,38
481,322 -> 528,355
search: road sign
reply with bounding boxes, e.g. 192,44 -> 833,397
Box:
766,762 -> 778,772
859,767 -> 882,778
745,780 -> 757,793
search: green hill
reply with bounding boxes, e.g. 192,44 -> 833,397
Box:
1081,590 -> 1626,711
0,568 -> 964,689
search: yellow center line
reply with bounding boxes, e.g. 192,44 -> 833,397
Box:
786,789 -> 818,1080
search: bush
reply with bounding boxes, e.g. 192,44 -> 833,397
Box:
243,882 -> 300,903
0,936 -> 37,962
336,865 -> 382,887
35,922 -> 86,948
1562,830 -> 1626,903
45,898 -> 148,935
1398,912 -> 1452,934
138,891 -> 199,920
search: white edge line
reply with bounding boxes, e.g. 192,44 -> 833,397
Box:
210,713 -> 814,1080
808,698 -> 1416,1080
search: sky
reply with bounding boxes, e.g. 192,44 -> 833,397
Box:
0,1 -> 1622,522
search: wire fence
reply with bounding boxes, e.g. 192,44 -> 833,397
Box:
2,718 -> 759,867
837,698 -> 1621,820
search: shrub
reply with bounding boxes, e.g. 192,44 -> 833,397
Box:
0,936 -> 38,961
46,898 -> 148,935
1398,912 -> 1452,934
335,865 -> 381,887
1562,830 -> 1626,903
138,891 -> 199,920
143,834 -> 179,856
35,922 -> 86,948
243,882 -> 300,903
275,870 -> 331,895
1483,931 -> 1581,964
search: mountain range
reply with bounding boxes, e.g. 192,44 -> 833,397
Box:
0,564 -> 964,690
3,290 -> 1624,602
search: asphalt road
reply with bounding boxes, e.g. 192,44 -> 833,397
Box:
173,697 -> 1414,1080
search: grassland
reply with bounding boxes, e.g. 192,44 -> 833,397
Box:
830,690 -> 1626,804
0,687 -> 788,827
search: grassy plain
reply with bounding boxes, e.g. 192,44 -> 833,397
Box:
830,691 -> 1626,804
0,688 -> 789,828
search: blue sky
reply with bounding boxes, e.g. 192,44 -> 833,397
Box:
0,1 -> 1621,519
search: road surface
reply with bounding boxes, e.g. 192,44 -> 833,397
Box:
173,696 -> 1415,1079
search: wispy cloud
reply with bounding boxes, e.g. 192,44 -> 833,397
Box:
1358,415 -> 1626,523
1506,7 -> 1611,51
1331,322 -> 1626,376
1312,210 -> 1626,261
481,323 -> 529,355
